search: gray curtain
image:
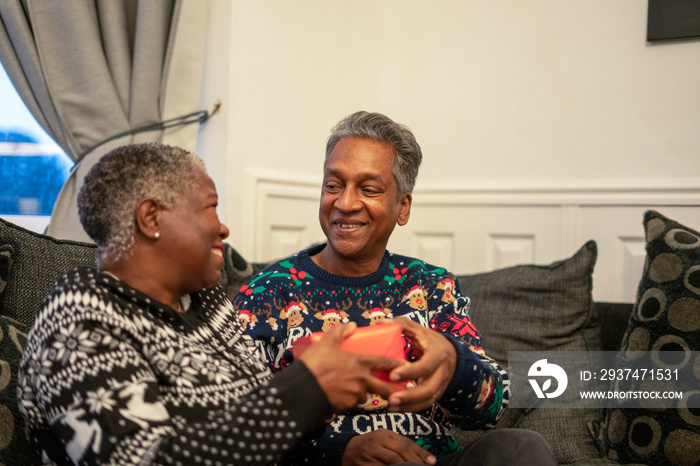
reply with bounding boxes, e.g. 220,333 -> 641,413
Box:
0,0 -> 207,241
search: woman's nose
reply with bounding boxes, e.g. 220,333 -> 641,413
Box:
219,222 -> 230,240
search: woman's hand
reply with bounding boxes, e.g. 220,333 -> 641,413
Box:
385,317 -> 458,413
299,322 -> 407,412
342,429 -> 436,465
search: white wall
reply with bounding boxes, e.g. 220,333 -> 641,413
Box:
198,0 -> 700,301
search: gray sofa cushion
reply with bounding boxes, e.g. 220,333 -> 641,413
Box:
0,217 -> 98,327
453,240 -> 600,464
0,316 -> 32,466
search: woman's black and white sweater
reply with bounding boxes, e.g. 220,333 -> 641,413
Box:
17,267 -> 332,465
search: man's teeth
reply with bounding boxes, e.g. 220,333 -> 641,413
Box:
213,248 -> 223,257
339,224 -> 360,229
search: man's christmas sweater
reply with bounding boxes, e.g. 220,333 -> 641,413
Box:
234,244 -> 509,464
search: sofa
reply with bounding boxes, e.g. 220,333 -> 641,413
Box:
1,210 -> 698,465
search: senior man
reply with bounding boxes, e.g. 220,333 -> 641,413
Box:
234,111 -> 556,466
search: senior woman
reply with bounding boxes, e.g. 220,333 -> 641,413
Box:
17,143 -> 405,465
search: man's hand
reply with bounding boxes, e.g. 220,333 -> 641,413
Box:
385,317 -> 458,413
299,322 -> 407,412
342,429 -> 436,466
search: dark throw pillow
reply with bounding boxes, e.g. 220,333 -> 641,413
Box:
452,241 -> 600,464
591,211 -> 700,466
0,245 -> 13,295
0,316 -> 37,466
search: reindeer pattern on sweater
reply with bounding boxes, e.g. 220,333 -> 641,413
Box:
234,244 -> 509,464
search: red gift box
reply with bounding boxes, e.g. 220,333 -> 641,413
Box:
292,322 -> 407,383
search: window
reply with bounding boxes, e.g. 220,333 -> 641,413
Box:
0,61 -> 72,230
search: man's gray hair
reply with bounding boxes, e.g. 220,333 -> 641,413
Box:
325,111 -> 422,197
78,142 -> 205,264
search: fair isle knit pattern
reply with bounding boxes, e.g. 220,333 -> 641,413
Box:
18,267 -> 332,465
235,245 -> 509,464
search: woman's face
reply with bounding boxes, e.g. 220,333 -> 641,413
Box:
159,169 -> 229,293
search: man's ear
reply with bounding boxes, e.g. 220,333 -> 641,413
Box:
135,199 -> 162,240
397,193 -> 412,226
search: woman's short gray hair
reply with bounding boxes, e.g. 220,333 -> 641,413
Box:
325,111 -> 422,197
78,143 -> 205,263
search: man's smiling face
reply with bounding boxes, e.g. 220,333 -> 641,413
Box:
317,137 -> 411,275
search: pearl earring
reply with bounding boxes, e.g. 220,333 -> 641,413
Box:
154,232 -> 160,239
